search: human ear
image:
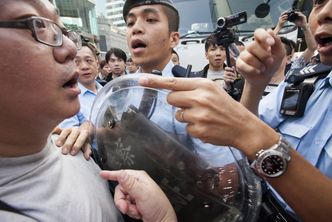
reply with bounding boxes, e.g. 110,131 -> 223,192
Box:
169,32 -> 180,48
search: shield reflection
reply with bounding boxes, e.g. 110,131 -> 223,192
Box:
90,73 -> 261,222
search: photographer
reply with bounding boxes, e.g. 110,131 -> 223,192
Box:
274,10 -> 317,71
196,33 -> 237,91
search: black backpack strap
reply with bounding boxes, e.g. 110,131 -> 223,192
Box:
0,199 -> 24,215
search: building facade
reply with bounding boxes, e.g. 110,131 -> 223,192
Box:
97,15 -> 129,57
105,0 -> 126,29
51,0 -> 99,36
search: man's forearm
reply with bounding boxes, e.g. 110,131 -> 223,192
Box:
273,24 -> 282,35
240,82 -> 265,116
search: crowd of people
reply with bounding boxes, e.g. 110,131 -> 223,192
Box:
1,0 -> 332,221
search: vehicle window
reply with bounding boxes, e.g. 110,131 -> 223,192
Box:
173,0 -> 295,36
173,0 -> 214,35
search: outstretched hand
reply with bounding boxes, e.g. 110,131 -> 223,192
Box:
100,170 -> 177,222
139,75 -> 279,158
52,122 -> 92,160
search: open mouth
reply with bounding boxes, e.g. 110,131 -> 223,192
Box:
63,73 -> 78,88
316,36 -> 332,47
131,39 -> 147,50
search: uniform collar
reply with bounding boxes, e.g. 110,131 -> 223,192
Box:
137,60 -> 174,77
319,71 -> 332,89
78,81 -> 103,94
161,60 -> 175,77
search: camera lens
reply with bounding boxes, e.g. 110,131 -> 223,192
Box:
287,11 -> 299,22
217,17 -> 226,29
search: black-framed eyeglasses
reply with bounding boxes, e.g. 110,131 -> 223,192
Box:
0,16 -> 82,49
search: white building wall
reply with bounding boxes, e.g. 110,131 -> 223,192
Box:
105,0 -> 126,29
97,15 -> 129,58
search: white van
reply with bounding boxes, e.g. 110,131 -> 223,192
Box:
173,0 -> 313,71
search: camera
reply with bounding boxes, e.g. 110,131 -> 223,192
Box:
280,83 -> 314,117
217,11 -> 247,31
214,11 -> 247,52
286,10 -> 299,22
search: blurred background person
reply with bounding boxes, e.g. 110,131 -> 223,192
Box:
171,49 -> 180,65
308,53 -> 320,65
274,10 -> 317,73
96,59 -> 111,86
59,41 -> 103,129
197,33 -> 237,91
106,47 -> 127,81
126,57 -> 139,74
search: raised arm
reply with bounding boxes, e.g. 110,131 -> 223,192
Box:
273,12 -> 288,34
139,75 -> 332,221
236,29 -> 285,115
294,11 -> 317,63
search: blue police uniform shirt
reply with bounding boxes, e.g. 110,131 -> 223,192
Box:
148,61 -> 239,165
258,71 -> 332,219
59,81 -> 103,128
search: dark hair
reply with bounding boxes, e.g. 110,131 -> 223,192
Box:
234,40 -> 245,47
127,57 -> 133,62
123,0 -> 179,33
163,5 -> 179,32
280,37 -> 293,56
99,60 -> 108,69
105,48 -> 127,63
171,49 -> 178,56
204,34 -> 224,52
81,41 -> 100,58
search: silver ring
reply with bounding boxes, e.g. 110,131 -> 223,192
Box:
180,109 -> 185,122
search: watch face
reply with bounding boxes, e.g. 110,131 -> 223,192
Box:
261,154 -> 286,177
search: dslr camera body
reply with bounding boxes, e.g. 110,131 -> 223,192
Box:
286,10 -> 299,22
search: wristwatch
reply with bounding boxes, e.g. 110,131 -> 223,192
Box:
250,136 -> 292,178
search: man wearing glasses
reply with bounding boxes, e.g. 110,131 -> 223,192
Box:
0,0 -> 178,221
0,1 -> 123,221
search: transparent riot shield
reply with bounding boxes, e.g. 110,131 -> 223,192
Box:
90,73 -> 261,222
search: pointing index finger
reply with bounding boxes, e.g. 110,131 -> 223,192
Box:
139,74 -> 201,91
100,170 -> 122,181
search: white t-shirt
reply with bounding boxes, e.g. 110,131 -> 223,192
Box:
0,136 -> 123,222
207,69 -> 226,89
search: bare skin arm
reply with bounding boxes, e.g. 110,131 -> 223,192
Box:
139,74 -> 332,222
274,11 -> 317,64
273,12 -> 288,35
294,11 -> 317,63
237,29 -> 285,115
